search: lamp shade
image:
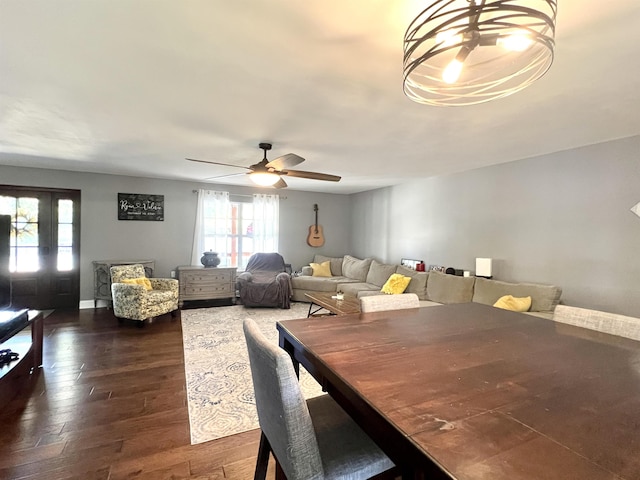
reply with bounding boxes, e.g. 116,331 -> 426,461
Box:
250,172 -> 280,187
403,0 -> 557,106
476,258 -> 493,277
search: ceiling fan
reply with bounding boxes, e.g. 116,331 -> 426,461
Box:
186,143 -> 341,189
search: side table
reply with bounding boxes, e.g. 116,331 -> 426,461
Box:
0,310 -> 43,408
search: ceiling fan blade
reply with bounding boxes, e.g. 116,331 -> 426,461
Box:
282,169 -> 341,182
186,158 -> 252,171
204,172 -> 247,181
273,177 -> 288,189
265,153 -> 305,170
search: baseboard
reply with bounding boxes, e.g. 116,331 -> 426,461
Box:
79,299 -> 110,309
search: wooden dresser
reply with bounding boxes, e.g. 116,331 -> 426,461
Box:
177,266 -> 237,307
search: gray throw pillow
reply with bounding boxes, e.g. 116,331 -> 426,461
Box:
366,260 -> 398,288
396,265 -> 429,300
427,271 -> 475,304
342,255 -> 373,282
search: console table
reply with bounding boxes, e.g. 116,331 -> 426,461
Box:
177,266 -> 237,307
0,310 -> 43,408
92,259 -> 155,308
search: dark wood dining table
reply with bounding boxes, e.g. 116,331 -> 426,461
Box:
277,302 -> 640,480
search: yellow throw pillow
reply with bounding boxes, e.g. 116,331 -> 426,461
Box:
121,277 -> 153,291
310,261 -> 332,277
381,273 -> 412,295
493,295 -> 531,312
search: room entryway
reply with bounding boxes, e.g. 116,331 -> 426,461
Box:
0,186 -> 81,310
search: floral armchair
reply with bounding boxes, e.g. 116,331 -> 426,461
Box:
110,264 -> 179,324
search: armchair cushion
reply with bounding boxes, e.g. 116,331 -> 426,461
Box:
121,277 -> 152,291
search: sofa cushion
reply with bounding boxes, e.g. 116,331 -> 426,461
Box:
342,255 -> 373,282
472,277 -> 562,313
426,271 -> 475,304
338,282 -> 379,297
493,295 -> 531,312
310,261 -> 332,277
366,260 -> 398,287
313,255 -> 343,276
396,266 -> 428,300
291,275 -> 357,293
381,274 -> 412,295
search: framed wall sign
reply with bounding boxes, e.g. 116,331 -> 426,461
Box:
118,193 -> 164,221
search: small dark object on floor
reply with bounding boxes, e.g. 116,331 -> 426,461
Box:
0,348 -> 19,366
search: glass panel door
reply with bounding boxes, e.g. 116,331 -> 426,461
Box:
0,187 -> 80,309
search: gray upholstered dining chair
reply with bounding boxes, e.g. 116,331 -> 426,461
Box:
359,293 -> 420,313
243,318 -> 396,480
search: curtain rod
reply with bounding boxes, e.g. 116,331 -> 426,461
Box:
192,190 -> 287,199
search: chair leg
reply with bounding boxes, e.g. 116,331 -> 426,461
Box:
254,432 -> 271,480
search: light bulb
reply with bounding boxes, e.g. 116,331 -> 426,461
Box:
442,59 -> 463,84
250,172 -> 280,186
497,32 -> 533,52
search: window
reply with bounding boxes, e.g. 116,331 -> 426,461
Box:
192,191 -> 279,270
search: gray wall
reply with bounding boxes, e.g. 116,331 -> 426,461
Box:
350,135 -> 640,317
2,134 -> 638,315
0,166 -> 351,304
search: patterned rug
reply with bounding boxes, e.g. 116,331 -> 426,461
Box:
180,302 -> 324,445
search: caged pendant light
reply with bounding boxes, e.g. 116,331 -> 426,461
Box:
403,0 -> 557,106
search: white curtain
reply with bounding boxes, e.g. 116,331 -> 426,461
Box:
191,190 -> 230,266
252,193 -> 279,253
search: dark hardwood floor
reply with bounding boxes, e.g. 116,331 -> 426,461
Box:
0,308 -> 275,480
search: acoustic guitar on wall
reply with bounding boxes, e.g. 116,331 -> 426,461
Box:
307,204 -> 325,247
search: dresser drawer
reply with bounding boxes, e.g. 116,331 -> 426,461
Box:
181,272 -> 233,283
183,284 -> 233,296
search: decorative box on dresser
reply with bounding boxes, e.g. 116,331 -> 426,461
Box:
177,266 -> 237,307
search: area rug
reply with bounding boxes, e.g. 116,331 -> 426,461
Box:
181,302 -> 324,445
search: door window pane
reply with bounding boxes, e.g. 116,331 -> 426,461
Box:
57,199 -> 74,271
0,195 -> 40,272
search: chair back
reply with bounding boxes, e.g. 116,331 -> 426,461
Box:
110,264 -> 147,283
246,252 -> 286,273
360,293 -> 420,313
243,319 -> 324,480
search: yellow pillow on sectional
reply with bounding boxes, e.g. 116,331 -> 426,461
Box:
381,273 -> 412,295
493,295 -> 531,312
310,261 -> 332,277
121,277 -> 153,291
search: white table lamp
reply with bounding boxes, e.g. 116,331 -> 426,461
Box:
476,258 -> 493,278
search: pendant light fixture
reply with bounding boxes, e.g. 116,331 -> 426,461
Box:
403,0 -> 557,106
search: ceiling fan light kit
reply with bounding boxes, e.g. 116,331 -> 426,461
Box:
187,143 -> 340,189
250,172 -> 280,186
403,0 -> 557,106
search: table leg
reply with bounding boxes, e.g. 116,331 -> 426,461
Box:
279,337 -> 300,378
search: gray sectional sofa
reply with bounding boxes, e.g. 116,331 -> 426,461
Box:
291,254 -> 562,319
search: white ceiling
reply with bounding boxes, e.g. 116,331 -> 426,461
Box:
1,1 -> 639,194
